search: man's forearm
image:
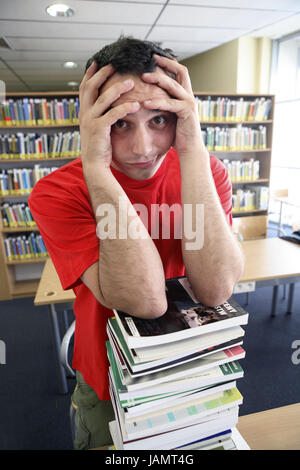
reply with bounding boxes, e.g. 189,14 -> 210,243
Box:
84,164 -> 167,318
180,147 -> 245,306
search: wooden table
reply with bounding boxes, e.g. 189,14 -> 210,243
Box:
94,403 -> 300,450
237,403 -> 300,450
34,259 -> 75,394
34,237 -> 300,394
234,237 -> 300,316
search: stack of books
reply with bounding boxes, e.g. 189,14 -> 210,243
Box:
106,276 -> 250,450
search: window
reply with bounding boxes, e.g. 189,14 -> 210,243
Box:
269,32 -> 300,230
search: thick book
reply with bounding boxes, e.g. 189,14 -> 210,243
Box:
108,406 -> 239,450
114,277 -> 249,348
118,387 -> 243,439
107,317 -> 245,367
110,358 -> 244,405
122,380 -> 237,419
107,322 -> 244,376
121,345 -> 245,392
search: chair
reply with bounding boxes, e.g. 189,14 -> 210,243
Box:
233,215 -> 267,241
268,188 -> 290,236
59,319 -> 76,444
233,216 -> 268,305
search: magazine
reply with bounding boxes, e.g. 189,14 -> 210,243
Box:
114,277 -> 249,348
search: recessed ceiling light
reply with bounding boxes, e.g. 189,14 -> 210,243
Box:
46,4 -> 74,17
63,61 -> 78,69
68,81 -> 79,87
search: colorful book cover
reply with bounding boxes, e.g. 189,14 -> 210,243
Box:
114,276 -> 248,348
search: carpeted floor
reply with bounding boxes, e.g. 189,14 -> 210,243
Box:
0,282 -> 299,450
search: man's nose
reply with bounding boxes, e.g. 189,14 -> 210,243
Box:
132,126 -> 153,158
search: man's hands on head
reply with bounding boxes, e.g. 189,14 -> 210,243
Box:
79,61 -> 140,170
142,54 -> 208,158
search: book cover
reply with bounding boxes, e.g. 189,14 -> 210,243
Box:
114,277 -> 248,348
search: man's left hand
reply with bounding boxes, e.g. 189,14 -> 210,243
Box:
141,54 -> 207,158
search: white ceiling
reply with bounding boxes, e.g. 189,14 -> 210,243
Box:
0,0 -> 300,92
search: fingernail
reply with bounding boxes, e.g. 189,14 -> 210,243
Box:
144,100 -> 151,105
124,79 -> 133,86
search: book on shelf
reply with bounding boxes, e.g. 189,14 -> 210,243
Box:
197,96 -> 272,122
202,125 -> 267,152
106,276 -> 250,450
1,202 -> 35,228
4,232 -> 48,261
0,97 -> 79,126
0,166 -> 58,196
0,130 -> 81,160
222,158 -> 260,182
232,186 -> 269,212
113,276 -> 249,349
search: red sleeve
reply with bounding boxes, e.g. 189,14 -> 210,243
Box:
209,154 -> 233,227
28,176 -> 99,291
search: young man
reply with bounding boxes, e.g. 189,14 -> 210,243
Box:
28,37 -> 244,449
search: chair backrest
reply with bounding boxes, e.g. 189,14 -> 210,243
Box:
271,188 -> 289,199
233,215 -> 267,241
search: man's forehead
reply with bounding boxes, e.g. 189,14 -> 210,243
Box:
100,68 -> 170,104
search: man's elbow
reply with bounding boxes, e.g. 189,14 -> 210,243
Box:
105,290 -> 168,320
194,280 -> 237,308
130,296 -> 168,320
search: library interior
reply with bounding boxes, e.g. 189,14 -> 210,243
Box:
0,0 -> 300,452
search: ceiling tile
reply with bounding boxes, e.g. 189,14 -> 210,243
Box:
157,5 -> 293,29
148,25 -> 247,42
250,12 -> 300,38
169,0 -> 300,12
6,37 -> 114,52
0,20 -> 150,39
0,0 -> 162,24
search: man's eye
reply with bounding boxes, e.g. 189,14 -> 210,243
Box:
152,115 -> 167,126
113,119 -> 127,129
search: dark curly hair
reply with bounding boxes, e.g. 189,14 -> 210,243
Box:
85,36 -> 177,75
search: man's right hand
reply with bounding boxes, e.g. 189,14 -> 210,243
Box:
78,61 -> 140,170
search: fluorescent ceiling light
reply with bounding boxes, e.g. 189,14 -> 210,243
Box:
46,4 -> 74,17
63,61 -> 78,68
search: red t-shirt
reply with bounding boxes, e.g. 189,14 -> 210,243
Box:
28,148 -> 232,400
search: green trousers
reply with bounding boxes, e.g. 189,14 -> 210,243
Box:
71,371 -> 114,450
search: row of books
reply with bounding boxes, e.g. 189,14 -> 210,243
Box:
0,98 -> 79,126
197,97 -> 272,122
106,276 -> 250,450
222,159 -> 260,182
4,233 -> 48,261
0,96 -> 271,126
0,131 -> 81,159
0,166 -> 58,195
232,186 -> 269,212
1,203 -> 35,228
201,125 -> 267,151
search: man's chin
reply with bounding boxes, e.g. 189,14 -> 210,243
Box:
112,153 -> 167,180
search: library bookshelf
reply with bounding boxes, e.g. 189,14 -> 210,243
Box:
195,91 -> 274,229
0,91 -> 275,301
0,91 -> 79,300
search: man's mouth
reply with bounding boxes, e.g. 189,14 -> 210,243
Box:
129,158 -> 156,169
